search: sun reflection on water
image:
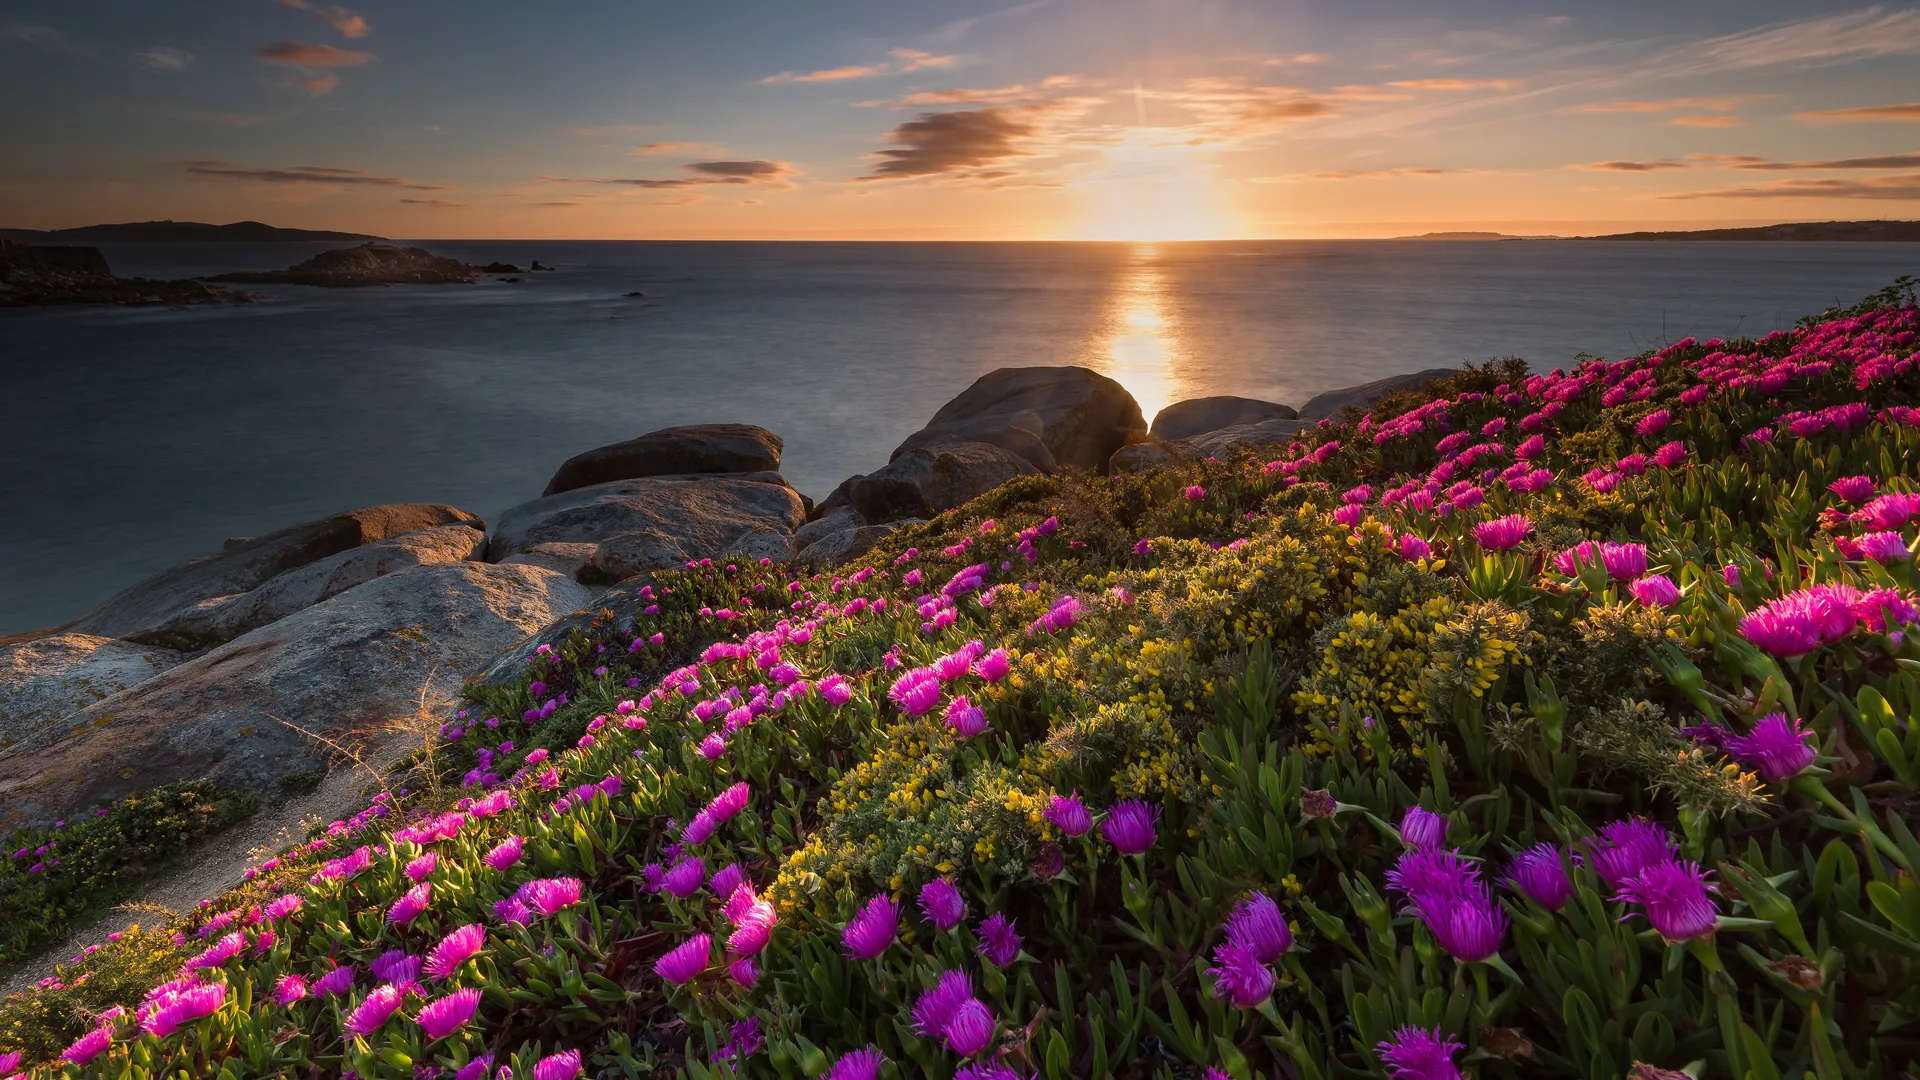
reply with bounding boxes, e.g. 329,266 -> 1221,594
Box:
1095,244 -> 1186,424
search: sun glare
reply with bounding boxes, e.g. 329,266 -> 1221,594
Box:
1093,244 -> 1188,422
1072,132 -> 1236,242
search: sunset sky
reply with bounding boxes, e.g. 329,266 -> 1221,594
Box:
4,1 -> 1920,239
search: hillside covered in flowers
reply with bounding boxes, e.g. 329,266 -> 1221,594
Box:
5,281 -> 1920,1080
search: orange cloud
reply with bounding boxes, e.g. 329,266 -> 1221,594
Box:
762,47 -> 958,85
1568,159 -> 1688,172
1388,78 -> 1516,90
299,73 -> 339,95
253,41 -> 372,66
1572,96 -> 1750,114
554,160 -> 799,190
1794,102 -> 1920,122
1670,115 -> 1745,127
399,198 -> 465,208
1660,174 -> 1920,199
277,0 -> 368,39
861,76 -> 1083,109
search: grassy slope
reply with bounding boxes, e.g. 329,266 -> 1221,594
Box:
5,284 -> 1920,1078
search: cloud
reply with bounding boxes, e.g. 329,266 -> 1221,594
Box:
1721,152 -> 1920,170
1260,53 -> 1326,65
1654,8 -> 1920,76
1660,173 -> 1920,200
1,22 -> 71,49
1253,167 -> 1455,182
1569,159 -> 1688,171
278,0 -> 369,39
762,47 -> 958,84
1387,78 -> 1517,91
1147,77 -> 1335,139
1795,101 -> 1920,121
399,198 -> 465,207
535,201 -> 580,208
136,46 -> 193,71
1671,115 -> 1744,127
253,41 -> 372,66
1571,96 -> 1754,114
186,161 -> 449,190
555,160 -> 799,189
299,73 -> 340,95
858,107 -> 1044,179
634,141 -> 701,154
861,76 -> 1084,109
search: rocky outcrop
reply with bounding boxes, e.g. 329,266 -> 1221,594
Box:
0,243 -> 242,308
1298,369 -> 1455,420
135,523 -> 488,651
542,424 -> 784,497
593,526 -> 794,578
70,503 -> 484,643
893,367 -> 1145,473
1150,396 -> 1297,441
797,522 -> 907,568
1109,439 -> 1184,475
852,442 -> 1036,521
206,243 -> 485,287
0,563 -> 592,828
488,475 -> 807,570
500,542 -> 601,579
1180,417 -> 1313,458
473,576 -> 653,689
0,635 -> 184,747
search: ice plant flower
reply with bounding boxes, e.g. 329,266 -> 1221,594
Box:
455,1054 -> 495,1080
945,696 -> 989,738
1473,514 -> 1532,552
710,862 -> 747,898
943,998 -> 996,1056
1615,859 -> 1718,944
1044,792 -> 1094,837
972,648 -> 1011,681
842,895 -> 900,959
519,877 -> 584,917
654,933 -> 711,984
1225,891 -> 1293,962
726,885 -> 778,955
1398,806 -> 1447,851
417,987 -> 482,1041
1184,485 -> 1206,501
1629,574 -> 1680,608
532,1048 -> 584,1080
425,925 -> 485,980
889,668 -> 943,716
1204,941 -> 1274,1008
1829,475 -> 1876,503
61,1028 -> 110,1066
1725,713 -> 1817,782
824,1046 -> 886,1080
405,852 -> 437,882
1600,542 -> 1649,581
346,985 -> 405,1036
371,950 -> 420,986
483,835 -> 524,870
976,912 -> 1022,967
662,857 -> 707,899
1860,531 -> 1912,562
1585,818 -> 1678,889
314,965 -> 356,997
1505,843 -> 1573,911
1376,1026 -> 1464,1080
911,970 -> 975,1037
141,981 -> 227,1038
1102,800 -> 1160,854
919,877 -> 966,931
388,882 -> 431,925
273,974 -> 309,1005
1386,849 -> 1507,962
1397,534 -> 1432,561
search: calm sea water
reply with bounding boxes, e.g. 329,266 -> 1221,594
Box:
3,238 -> 1915,634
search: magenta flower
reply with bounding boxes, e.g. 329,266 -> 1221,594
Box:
729,957 -> 760,987
1725,713 -> 1817,782
1397,534 -> 1432,562
1028,594 -> 1083,636
943,998 -> 996,1056
889,669 -> 943,716
1184,485 -> 1207,501
417,987 -> 482,1041
346,985 -> 405,1036
1829,475 -> 1876,503
1204,941 -> 1274,1008
1473,514 -> 1532,552
1377,1025 -> 1464,1080
371,950 -> 420,986
1615,859 -> 1718,944
662,857 -> 707,899
654,933 -> 711,984
1599,541 -> 1648,581
1652,441 -> 1686,468
518,877 -> 583,916
1516,434 -> 1546,459
1585,818 -> 1677,889
726,888 -> 778,956
186,931 -> 246,970
425,925 -> 485,980
1505,843 -> 1572,910
1860,492 -> 1920,530
919,877 -> 966,931
1398,806 -> 1447,851
273,974 -> 309,1005
1385,849 -> 1507,962
710,863 -> 747,898
682,781 -> 753,845
1044,792 -> 1093,837
141,981 -> 227,1038
405,852 -> 438,882
1225,891 -> 1292,962
1636,410 -> 1670,437
1552,540 -> 1598,576
911,970 -> 975,1037
975,913 -> 1022,967
494,899 -> 533,926
1860,531 -> 1912,562
972,648 -> 1012,682
532,1048 -> 584,1080
824,1046 -> 886,1080
945,696 -> 989,738
314,964 -> 356,997
61,1028 -> 110,1066
933,647 -> 976,681
1629,574 -> 1680,608
842,895 -> 900,959
483,835 -> 524,870
455,1054 -> 495,1080
388,882 -> 431,925
1102,800 -> 1160,855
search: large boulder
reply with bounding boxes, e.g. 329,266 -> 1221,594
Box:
893,367 -> 1145,473
1180,418 -> 1314,459
1108,439 -> 1187,476
1150,396 -> 1296,441
136,523 -> 488,651
798,522 -> 909,568
1297,368 -> 1456,421
473,574 -> 657,688
68,503 -> 484,641
852,442 -> 1036,521
0,563 -> 592,828
793,508 -> 866,553
0,634 -> 184,747
542,424 -> 784,497
593,526 -> 794,579
489,475 -> 807,567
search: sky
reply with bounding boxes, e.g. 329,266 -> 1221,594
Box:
4,1 -> 1920,239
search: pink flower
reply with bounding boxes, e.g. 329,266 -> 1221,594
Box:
971,648 -> 1011,682
944,696 -> 989,738
1472,514 -> 1532,552
483,835 -> 524,870
273,974 -> 309,1005
313,964 -> 356,996
141,981 -> 227,1038
1629,573 -> 1680,607
405,853 -> 438,882
61,1028 -> 110,1066
346,985 -> 405,1036
888,669 -> 942,716
654,934 -> 711,984
1516,434 -> 1545,460
1396,534 -> 1432,562
425,925 -> 485,980
532,1048 -> 584,1080
841,895 -> 899,959
417,987 -> 482,1041
1652,441 -> 1686,468
387,882 -> 431,925
517,877 -> 583,917
1635,410 -> 1670,437
1860,531 -> 1912,562
662,857 -> 706,899
1599,542 -> 1648,581
1184,485 -> 1206,501
1829,475 -> 1876,503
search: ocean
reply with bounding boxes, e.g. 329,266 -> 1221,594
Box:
3,238 -> 1916,635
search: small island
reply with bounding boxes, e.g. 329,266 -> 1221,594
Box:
0,220 -> 383,243
204,243 -> 486,287
0,240 -> 244,307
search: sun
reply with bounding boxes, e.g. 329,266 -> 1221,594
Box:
1071,131 -> 1237,242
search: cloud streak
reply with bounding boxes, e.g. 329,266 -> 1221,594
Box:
253,41 -> 372,67
554,160 -> 799,189
136,46 -> 193,71
1795,101 -> 1920,121
277,0 -> 369,39
858,107 -> 1045,179
1660,173 -> 1920,200
762,47 -> 957,84
186,161 -> 449,190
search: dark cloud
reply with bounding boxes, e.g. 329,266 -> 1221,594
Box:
860,108 -> 1038,180
1661,174 -> 1920,200
399,198 -> 465,207
1569,159 -> 1688,171
186,161 -> 448,190
253,41 -> 372,66
1731,152 -> 1920,170
560,160 -> 797,189
687,160 -> 788,179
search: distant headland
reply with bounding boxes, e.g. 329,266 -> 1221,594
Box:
1584,220 -> 1920,242
0,220 -> 383,243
